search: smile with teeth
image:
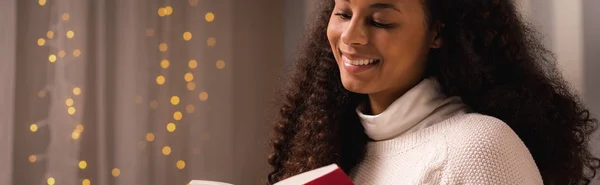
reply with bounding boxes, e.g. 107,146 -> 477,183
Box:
343,56 -> 380,66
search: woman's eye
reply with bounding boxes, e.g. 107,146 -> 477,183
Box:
371,20 -> 393,28
334,13 -> 351,20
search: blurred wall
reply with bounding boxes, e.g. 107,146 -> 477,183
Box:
0,0 -> 16,185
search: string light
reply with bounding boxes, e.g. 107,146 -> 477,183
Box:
29,155 -> 37,163
75,124 -> 84,133
173,111 -> 183,121
46,31 -> 54,39
207,37 -> 216,46
49,54 -> 57,63
79,160 -> 87,169
66,98 -> 74,106
30,124 -> 39,132
66,30 -> 75,39
58,50 -> 66,58
189,0 -> 198,6
146,132 -> 155,142
186,82 -> 196,91
164,6 -> 173,15
199,92 -> 209,101
47,177 -> 55,185
183,32 -> 192,41
73,87 -> 81,95
176,160 -> 186,170
134,95 -> 142,104
146,28 -> 154,37
188,60 -> 198,69
162,146 -> 172,155
38,38 -> 46,46
73,49 -> 81,57
205,12 -> 215,22
38,0 -> 47,6
111,168 -> 120,177
150,100 -> 158,109
158,7 -> 166,17
167,123 -> 176,132
184,73 -> 194,82
170,96 -> 180,105
186,104 -> 195,113
38,90 -> 46,98
68,107 -> 76,115
159,43 -> 168,52
61,13 -> 70,21
216,60 -> 226,69
156,75 -> 166,85
160,59 -> 170,69
82,179 -> 91,185
72,131 -> 81,140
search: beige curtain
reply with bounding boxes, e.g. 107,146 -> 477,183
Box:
0,0 -> 285,185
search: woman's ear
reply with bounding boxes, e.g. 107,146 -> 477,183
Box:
430,22 -> 444,48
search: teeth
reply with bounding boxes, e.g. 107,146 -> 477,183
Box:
343,56 -> 378,66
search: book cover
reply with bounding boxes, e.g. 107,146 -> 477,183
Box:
189,163 -> 353,185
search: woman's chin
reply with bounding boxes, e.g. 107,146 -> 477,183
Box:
341,79 -> 373,94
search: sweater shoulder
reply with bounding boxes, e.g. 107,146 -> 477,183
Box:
438,113 -> 543,184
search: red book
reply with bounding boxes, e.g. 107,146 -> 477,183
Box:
274,164 -> 355,185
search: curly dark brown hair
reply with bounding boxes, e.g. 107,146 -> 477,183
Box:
267,0 -> 600,184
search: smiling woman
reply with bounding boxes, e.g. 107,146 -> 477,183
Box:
268,0 -> 600,184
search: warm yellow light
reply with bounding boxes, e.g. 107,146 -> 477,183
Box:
183,32 -> 192,41
73,49 -> 81,57
58,50 -> 66,58
159,43 -> 168,52
38,91 -> 46,98
68,107 -> 76,115
170,96 -> 180,105
49,54 -> 57,63
207,37 -> 216,46
39,0 -> 47,6
112,168 -> 120,177
184,73 -> 194,82
66,98 -> 74,106
146,132 -> 155,142
158,7 -> 166,17
156,75 -> 166,85
75,124 -> 84,133
176,160 -> 186,170
189,0 -> 198,6
205,12 -> 215,22
66,30 -> 75,39
38,38 -> 46,46
29,155 -> 37,163
73,87 -> 81,95
167,123 -> 176,132
199,92 -> 209,101
160,59 -> 170,69
30,124 -> 38,132
47,177 -> 55,185
173,111 -> 183,121
162,146 -> 172,155
79,160 -> 87,169
186,82 -> 196,91
145,28 -> 154,37
72,131 -> 81,140
62,13 -> 70,21
216,60 -> 226,69
46,31 -> 54,39
186,104 -> 195,113
164,6 -> 173,15
188,60 -> 198,69
150,100 -> 158,109
82,179 -> 90,185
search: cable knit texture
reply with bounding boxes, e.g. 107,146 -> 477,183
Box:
349,78 -> 543,185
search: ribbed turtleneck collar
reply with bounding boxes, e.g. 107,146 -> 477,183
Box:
356,78 -> 469,141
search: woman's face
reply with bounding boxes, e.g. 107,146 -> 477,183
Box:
327,0 -> 440,96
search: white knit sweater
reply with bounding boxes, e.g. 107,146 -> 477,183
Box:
349,78 -> 543,185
